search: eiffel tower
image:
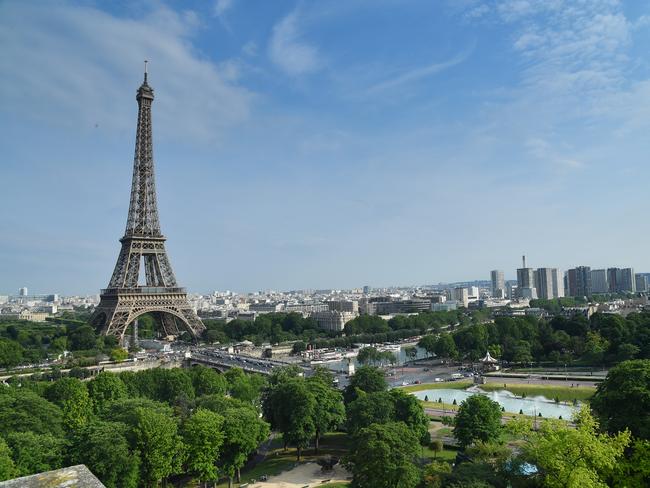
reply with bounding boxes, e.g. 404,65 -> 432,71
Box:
91,65 -> 205,341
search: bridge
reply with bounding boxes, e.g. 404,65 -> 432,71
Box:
187,349 -> 311,376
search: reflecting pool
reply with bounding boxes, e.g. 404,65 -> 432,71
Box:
412,387 -> 577,419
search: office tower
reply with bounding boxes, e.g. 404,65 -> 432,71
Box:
453,287 -> 469,307
607,268 -> 620,293
517,255 -> 536,298
535,268 -> 563,299
363,285 -> 370,294
620,268 -> 636,293
535,268 -> 553,299
551,268 -> 564,298
490,270 -> 505,297
18,287 -> 28,296
591,269 -> 608,294
567,266 -> 592,297
635,274 -> 648,292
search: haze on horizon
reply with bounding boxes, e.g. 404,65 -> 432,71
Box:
1,0 -> 649,296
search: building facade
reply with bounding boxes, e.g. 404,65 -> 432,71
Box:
490,270 -> 505,297
591,269 -> 609,294
567,266 -> 592,297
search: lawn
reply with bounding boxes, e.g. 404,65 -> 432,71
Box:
479,383 -> 595,402
421,444 -> 458,462
402,381 -> 472,392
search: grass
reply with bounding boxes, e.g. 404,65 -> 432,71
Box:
479,383 -> 595,402
421,445 -> 458,462
319,483 -> 350,488
402,381 -> 472,392
422,400 -> 460,411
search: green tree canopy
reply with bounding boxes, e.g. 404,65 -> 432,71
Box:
509,406 -> 630,488
346,422 -> 420,488
5,431 -> 64,477
133,407 -> 185,486
182,408 -> 224,485
44,377 -> 93,430
87,372 -> 128,414
189,365 -> 227,397
0,388 -> 64,437
69,420 -> 139,488
306,376 -> 345,452
453,395 -> 502,449
0,439 -> 16,482
591,359 -> 650,439
220,406 -> 270,487
344,366 -> 388,404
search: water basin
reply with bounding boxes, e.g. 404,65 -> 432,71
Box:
412,387 -> 577,419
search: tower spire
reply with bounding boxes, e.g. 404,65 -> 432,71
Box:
144,59 -> 148,83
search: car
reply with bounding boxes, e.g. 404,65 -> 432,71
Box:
434,377 -> 444,382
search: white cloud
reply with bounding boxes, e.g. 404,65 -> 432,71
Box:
0,1 -> 253,143
367,47 -> 473,94
269,11 -> 321,76
214,0 -> 234,18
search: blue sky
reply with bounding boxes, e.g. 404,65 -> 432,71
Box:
1,0 -> 650,295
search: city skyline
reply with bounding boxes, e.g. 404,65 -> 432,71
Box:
2,1 -> 650,294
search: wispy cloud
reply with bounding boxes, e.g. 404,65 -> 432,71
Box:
269,10 -> 321,76
214,0 -> 234,18
367,45 -> 474,94
0,1 -> 253,143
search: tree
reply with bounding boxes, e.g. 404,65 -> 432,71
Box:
0,338 -> 23,368
431,439 -> 443,459
509,406 -> 630,488
87,372 -> 128,414
305,377 -> 345,452
69,421 -> 139,488
182,408 -> 224,487
5,431 -> 64,477
110,347 -> 129,361
0,389 -> 64,437
418,335 -> 437,357
0,439 -> 16,482
134,407 -> 185,486
225,367 -> 266,405
390,389 -> 430,445
292,341 -> 307,354
423,460 -> 451,488
189,365 -> 227,397
265,377 -> 315,460
434,334 -> 458,360
609,439 -> 650,488
346,391 -> 395,435
44,377 -> 93,430
344,366 -> 387,404
69,325 -> 97,350
453,395 -> 502,448
404,346 -> 418,363
220,406 -> 270,487
346,422 -> 420,488
591,359 -> 650,439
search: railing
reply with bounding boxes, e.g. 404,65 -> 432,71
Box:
101,287 -> 186,295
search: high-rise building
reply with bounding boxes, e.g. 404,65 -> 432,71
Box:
490,270 -> 505,297
607,268 -> 620,293
591,269 -> 609,294
551,268 -> 564,298
535,268 -> 563,299
453,287 -> 469,307
567,266 -> 592,297
18,287 -> 28,296
620,268 -> 636,293
516,255 -> 536,298
635,274 -> 648,292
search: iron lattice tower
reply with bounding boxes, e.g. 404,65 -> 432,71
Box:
91,68 -> 205,340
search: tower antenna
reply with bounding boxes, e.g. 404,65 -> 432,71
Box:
144,60 -> 148,82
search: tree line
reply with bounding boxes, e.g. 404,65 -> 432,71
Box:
418,312 -> 650,365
